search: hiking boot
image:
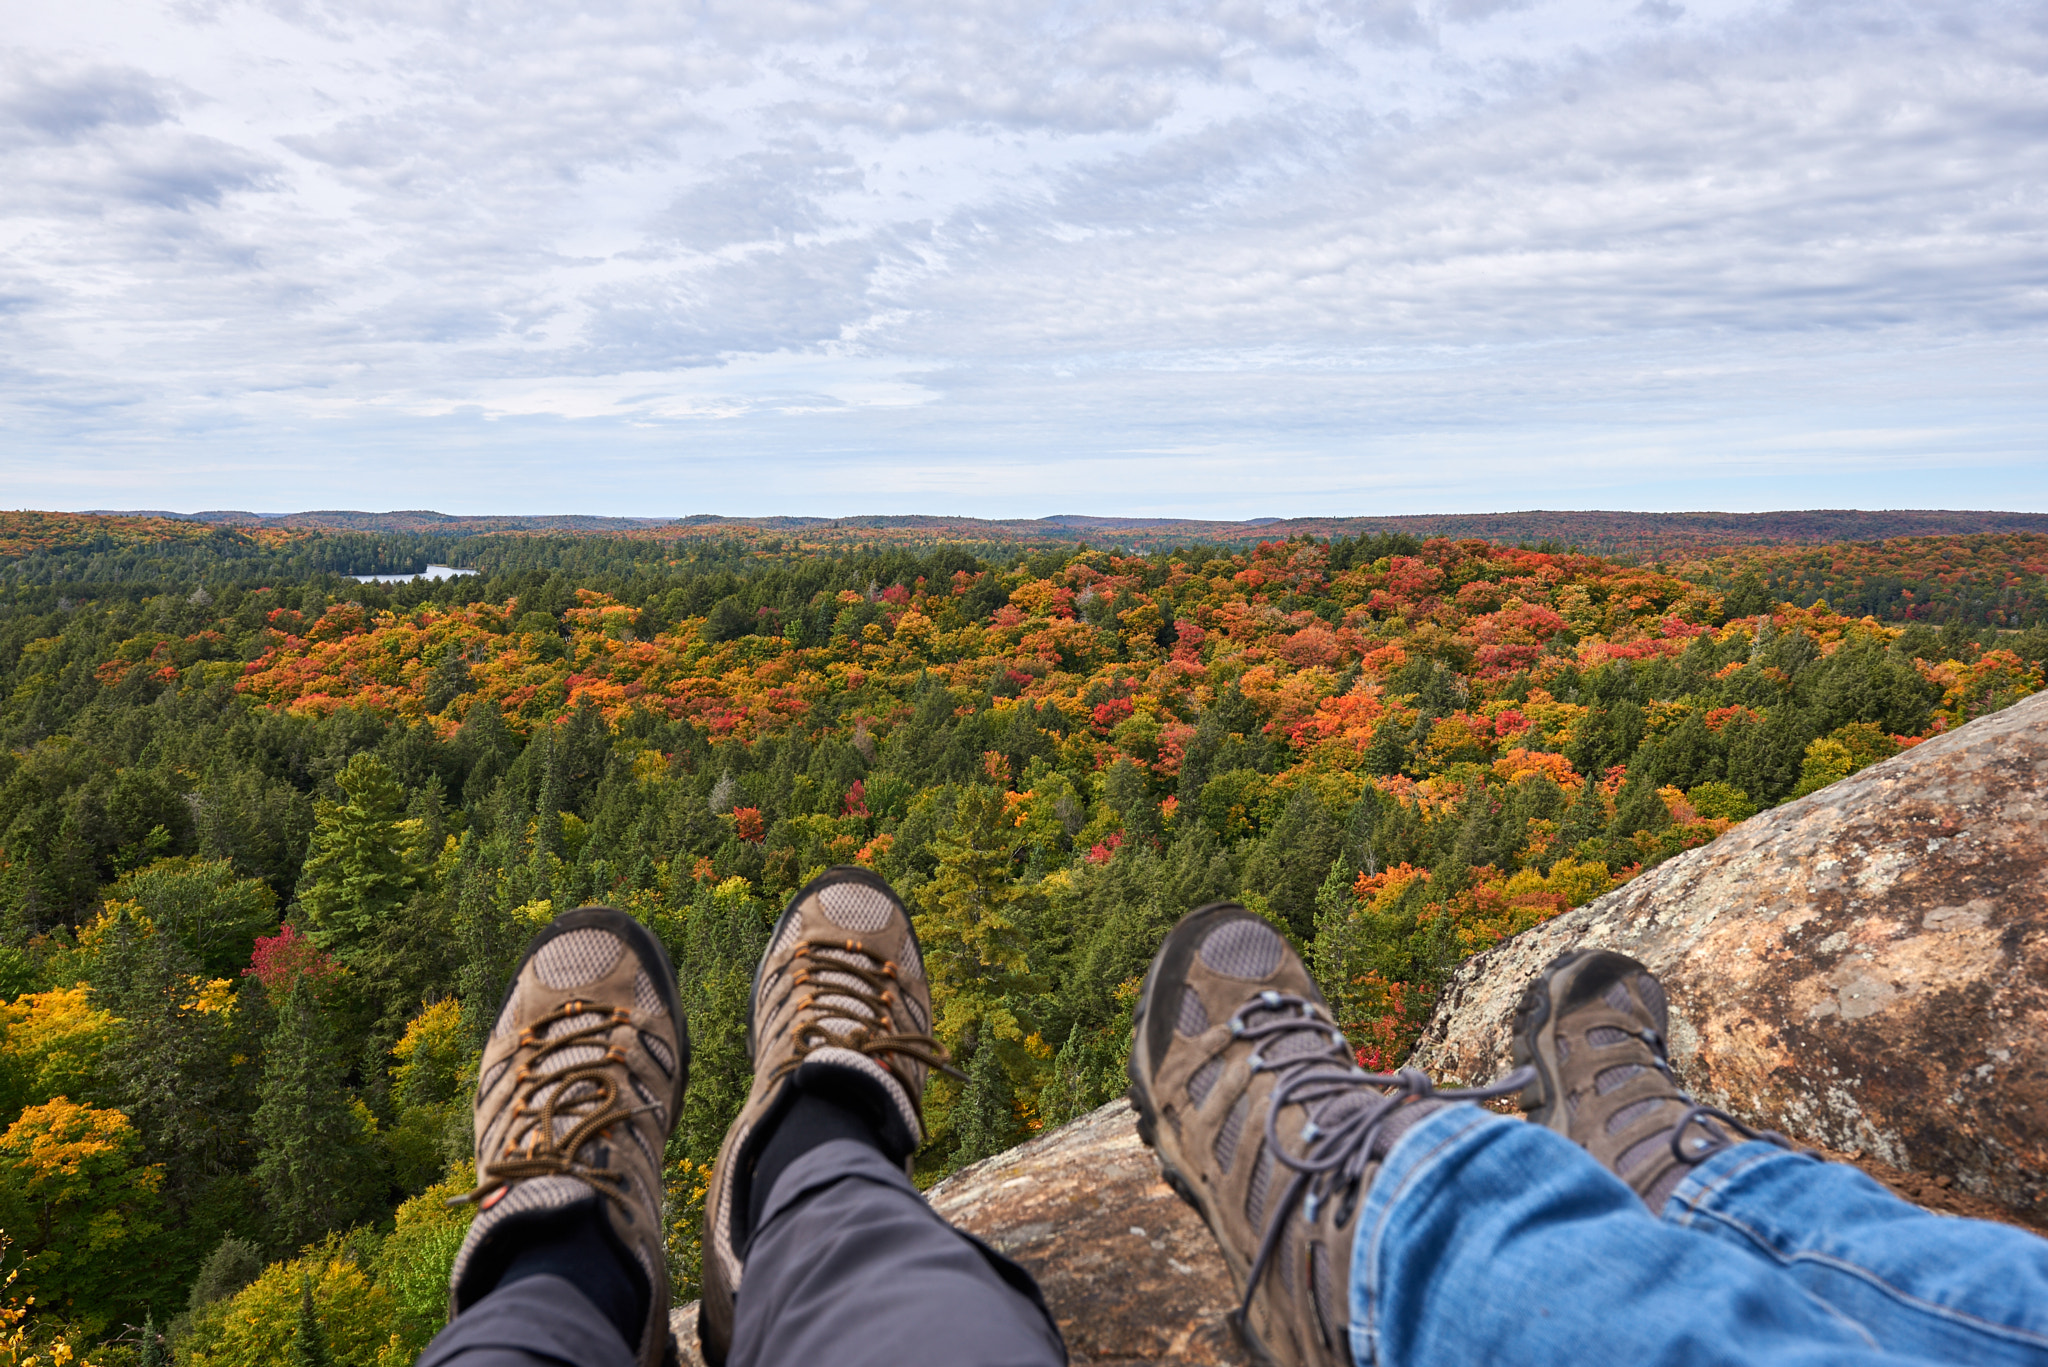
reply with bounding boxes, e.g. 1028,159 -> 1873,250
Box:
448,906 -> 689,1367
698,867 -> 956,1367
1511,948 -> 1788,1210
1127,904 -> 1528,1367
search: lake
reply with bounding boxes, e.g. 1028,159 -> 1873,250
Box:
351,564 -> 480,584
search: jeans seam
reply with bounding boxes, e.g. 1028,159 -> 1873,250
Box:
1662,1141 -> 1786,1222
1685,1203 -> 2048,1352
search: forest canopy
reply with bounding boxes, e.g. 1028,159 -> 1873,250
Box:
0,516 -> 2041,1365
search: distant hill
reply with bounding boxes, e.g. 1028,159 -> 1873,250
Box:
88,509 -> 674,534
83,507 -> 2048,556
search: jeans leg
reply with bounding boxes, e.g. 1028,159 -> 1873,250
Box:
417,1273 -> 636,1367
730,1138 -> 1066,1367
1663,1141 -> 2048,1364
1348,1107 -> 1948,1367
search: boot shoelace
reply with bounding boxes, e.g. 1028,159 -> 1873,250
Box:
769,940 -> 966,1094
1230,991 -> 1535,1335
451,999 -> 650,1219
1624,1022 -> 1794,1165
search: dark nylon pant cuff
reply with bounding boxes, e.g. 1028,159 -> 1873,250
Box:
733,1137 -> 1068,1367
417,1273 -> 635,1367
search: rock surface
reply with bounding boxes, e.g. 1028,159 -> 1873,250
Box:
668,1099 -> 1241,1366
1410,689 -> 2048,1226
925,1099 -> 1243,1365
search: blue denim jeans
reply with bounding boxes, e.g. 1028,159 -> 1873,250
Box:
1351,1106 -> 2048,1367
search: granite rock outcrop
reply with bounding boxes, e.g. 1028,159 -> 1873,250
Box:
1410,688 -> 2047,1225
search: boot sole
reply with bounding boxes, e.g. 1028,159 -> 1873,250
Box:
1508,947 -> 1593,1132
1125,902 -> 1290,1367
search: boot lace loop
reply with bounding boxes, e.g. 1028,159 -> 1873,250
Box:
1228,991 -> 1535,1331
768,940 -> 966,1088
450,999 -> 643,1216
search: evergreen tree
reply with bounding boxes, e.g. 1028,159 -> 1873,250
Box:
254,979 -> 374,1248
1309,859 -> 1364,1023
952,1039 -> 1021,1166
139,1312 -> 167,1367
1038,1024 -> 1091,1129
298,753 -> 415,959
287,1277 -> 335,1367
1102,757 -> 1159,844
1554,777 -> 1607,862
1609,771 -> 1673,839
93,913 -> 260,1293
674,877 -> 768,1163
913,785 -> 1033,1045
188,1235 -> 263,1310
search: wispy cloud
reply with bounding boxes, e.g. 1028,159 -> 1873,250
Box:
0,0 -> 2042,515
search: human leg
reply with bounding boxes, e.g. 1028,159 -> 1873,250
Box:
1127,904 -> 1960,1367
697,867 -> 1064,1367
417,1275 -> 633,1367
1661,1128 -> 2048,1361
1353,1106 -> 1955,1367
1516,946 -> 2048,1363
729,1135 -> 1063,1367
420,906 -> 690,1367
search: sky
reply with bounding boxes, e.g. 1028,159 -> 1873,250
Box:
1,0 -> 2043,518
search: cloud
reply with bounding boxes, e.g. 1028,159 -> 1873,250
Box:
0,60 -> 174,140
0,0 -> 2042,514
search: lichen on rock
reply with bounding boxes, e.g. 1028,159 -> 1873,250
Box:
1409,688 -> 2048,1227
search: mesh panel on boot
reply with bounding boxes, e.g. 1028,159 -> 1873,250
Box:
1604,979 -> 1635,1012
1177,986 -> 1210,1036
1246,1142 -> 1274,1228
1586,1026 -> 1631,1047
1264,1027 -> 1328,1066
533,929 -> 626,988
1639,976 -> 1668,1022
1199,919 -> 1285,979
1606,1097 -> 1662,1134
492,988 -> 523,1039
638,1031 -> 675,1076
1618,1130 -> 1670,1175
1596,1063 -> 1643,1094
818,881 -> 896,932
634,971 -> 666,1019
1215,1093 -> 1250,1172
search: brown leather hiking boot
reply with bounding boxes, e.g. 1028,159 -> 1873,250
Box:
1511,948 -> 1788,1210
1127,904 -> 1528,1367
697,867 -> 956,1367
448,906 -> 689,1367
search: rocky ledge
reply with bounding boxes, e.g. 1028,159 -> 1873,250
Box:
1410,688 -> 2047,1227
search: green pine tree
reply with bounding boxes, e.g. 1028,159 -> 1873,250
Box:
298,753 -> 416,959
953,1040 -> 1021,1167
254,979 -> 373,1247
913,785 -> 1034,1046
1309,858 -> 1365,1026
1554,775 -> 1608,861
287,1277 -> 335,1367
139,1312 -> 167,1367
1038,1024 -> 1091,1129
